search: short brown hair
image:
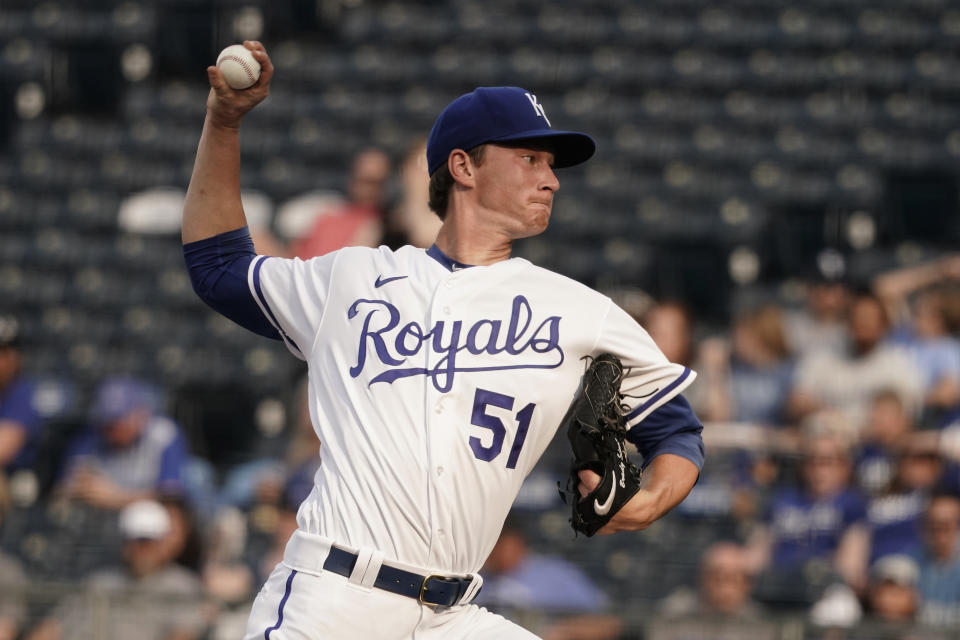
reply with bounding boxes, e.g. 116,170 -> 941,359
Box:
427,145 -> 486,220
738,305 -> 791,359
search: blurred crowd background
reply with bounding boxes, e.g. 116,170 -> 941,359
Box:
1,0 -> 960,639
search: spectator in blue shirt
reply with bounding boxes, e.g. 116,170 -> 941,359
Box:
694,305 -> 795,427
0,316 -> 42,475
58,377 -> 189,510
476,520 -> 622,640
865,445 -> 944,564
855,390 -> 915,496
917,493 -> 960,627
479,522 -> 608,613
746,430 -> 869,600
893,289 -> 960,413
874,257 -> 960,423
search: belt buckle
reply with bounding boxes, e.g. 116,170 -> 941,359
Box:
418,574 -> 445,605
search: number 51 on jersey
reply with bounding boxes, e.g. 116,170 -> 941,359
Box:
468,387 -> 535,469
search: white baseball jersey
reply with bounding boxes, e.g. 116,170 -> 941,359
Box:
248,244 -> 695,575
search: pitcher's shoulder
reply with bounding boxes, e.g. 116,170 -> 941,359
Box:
513,259 -> 610,302
321,244 -> 408,270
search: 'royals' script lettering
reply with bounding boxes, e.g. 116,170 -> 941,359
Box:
347,295 -> 564,392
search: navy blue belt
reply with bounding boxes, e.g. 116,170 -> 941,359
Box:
322,545 -> 476,607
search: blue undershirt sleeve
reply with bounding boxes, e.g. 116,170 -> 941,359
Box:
626,393 -> 705,470
182,227 -> 280,340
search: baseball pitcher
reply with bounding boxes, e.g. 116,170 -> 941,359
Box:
183,42 -> 705,640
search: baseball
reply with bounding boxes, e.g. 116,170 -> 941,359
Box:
216,44 -> 261,90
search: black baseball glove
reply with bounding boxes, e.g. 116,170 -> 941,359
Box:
560,353 -> 642,537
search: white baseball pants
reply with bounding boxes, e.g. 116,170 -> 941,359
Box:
243,531 -> 539,640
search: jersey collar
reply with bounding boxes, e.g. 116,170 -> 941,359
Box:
427,244 -> 476,272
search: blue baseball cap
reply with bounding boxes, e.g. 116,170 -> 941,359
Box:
90,377 -> 156,427
426,86 -> 596,176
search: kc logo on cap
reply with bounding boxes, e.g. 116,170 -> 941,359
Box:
426,86 -> 595,176
524,92 -> 551,126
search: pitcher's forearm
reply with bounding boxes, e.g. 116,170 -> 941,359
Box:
601,453 -> 700,533
182,41 -> 274,244
182,115 -> 247,244
634,453 -> 700,522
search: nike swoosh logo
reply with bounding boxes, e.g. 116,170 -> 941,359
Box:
593,477 -> 616,516
374,275 -> 408,288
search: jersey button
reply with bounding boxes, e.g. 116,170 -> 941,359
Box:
442,306 -> 451,315
436,466 -> 444,476
434,402 -> 443,414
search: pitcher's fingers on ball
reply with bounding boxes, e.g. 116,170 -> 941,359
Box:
248,48 -> 274,85
206,66 -> 227,91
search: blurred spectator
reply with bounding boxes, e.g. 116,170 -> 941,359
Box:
57,377 -> 189,510
642,301 -> 694,367
270,190 -> 344,244
475,521 -> 621,640
390,137 -> 441,249
789,293 -> 924,433
672,448 -> 761,525
200,507 -> 256,640
746,430 -> 869,601
893,443 -> 946,499
0,474 -> 27,640
247,148 -> 393,259
26,499 -> 206,640
243,449 -> 322,587
855,391 -> 915,496
874,255 -> 960,322
660,541 -> 765,620
694,305 -> 795,426
889,288 -> 960,422
874,255 -> 960,421
160,494 -> 204,574
865,442 -> 943,564
0,316 -> 43,475
201,379 -> 321,621
650,540 -> 779,639
784,267 -> 851,359
864,554 -> 920,624
289,148 -> 391,258
478,522 -> 608,612
917,494 -> 960,627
